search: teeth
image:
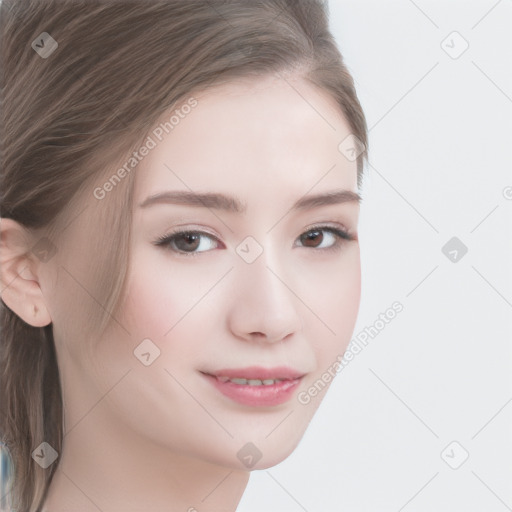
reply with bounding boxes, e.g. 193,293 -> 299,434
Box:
231,378 -> 250,385
217,376 -> 283,385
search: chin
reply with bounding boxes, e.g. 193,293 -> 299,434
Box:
192,425 -> 307,472
242,429 -> 306,470
251,451 -> 295,470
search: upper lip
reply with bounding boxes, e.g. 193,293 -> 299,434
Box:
203,366 -> 306,381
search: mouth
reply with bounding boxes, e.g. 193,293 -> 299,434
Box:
200,366 -> 306,407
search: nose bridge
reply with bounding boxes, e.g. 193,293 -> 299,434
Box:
242,249 -> 287,304
227,239 -> 302,341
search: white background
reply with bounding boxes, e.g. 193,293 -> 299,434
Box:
238,1 -> 512,511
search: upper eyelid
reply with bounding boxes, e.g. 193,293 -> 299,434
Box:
303,222 -> 351,234
164,221 -> 351,237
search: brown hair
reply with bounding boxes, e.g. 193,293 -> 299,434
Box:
0,0 -> 368,509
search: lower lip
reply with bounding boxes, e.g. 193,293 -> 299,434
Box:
202,373 -> 302,407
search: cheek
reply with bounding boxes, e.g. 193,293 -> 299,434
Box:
118,274 -> 184,355
117,251 -> 220,354
301,247 -> 361,361
121,276 -> 172,338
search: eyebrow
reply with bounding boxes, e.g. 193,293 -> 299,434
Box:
138,189 -> 361,213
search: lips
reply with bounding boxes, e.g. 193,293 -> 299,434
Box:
200,366 -> 306,407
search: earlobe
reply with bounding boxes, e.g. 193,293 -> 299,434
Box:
0,218 -> 52,327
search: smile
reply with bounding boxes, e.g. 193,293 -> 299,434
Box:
200,366 -> 306,407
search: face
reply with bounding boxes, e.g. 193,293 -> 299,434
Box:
45,74 -> 361,471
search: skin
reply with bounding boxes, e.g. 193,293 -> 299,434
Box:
0,73 -> 361,511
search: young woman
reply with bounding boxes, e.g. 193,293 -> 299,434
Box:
0,0 -> 368,510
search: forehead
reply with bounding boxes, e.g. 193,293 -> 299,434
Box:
134,74 -> 357,203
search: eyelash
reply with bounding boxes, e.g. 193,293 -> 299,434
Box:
153,225 -> 356,257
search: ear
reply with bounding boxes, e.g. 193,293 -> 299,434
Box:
0,218 -> 52,327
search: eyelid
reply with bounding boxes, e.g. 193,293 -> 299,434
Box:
304,221 -> 354,236
156,224 -> 222,243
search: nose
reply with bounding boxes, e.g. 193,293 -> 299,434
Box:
226,249 -> 303,344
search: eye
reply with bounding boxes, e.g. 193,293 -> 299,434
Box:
153,230 -> 222,256
296,225 -> 355,251
153,225 -> 356,256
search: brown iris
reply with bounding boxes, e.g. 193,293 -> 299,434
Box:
300,230 -> 323,248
